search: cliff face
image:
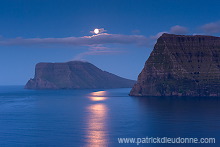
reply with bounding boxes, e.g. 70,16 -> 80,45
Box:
130,33 -> 220,96
25,61 -> 136,89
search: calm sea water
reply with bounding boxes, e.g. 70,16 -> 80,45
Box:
0,86 -> 219,147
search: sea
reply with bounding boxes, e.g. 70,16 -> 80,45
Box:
0,86 -> 219,147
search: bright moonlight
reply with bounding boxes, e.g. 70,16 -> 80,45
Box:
94,29 -> 99,34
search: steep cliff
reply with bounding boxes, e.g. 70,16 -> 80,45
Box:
25,61 -> 136,89
130,33 -> 220,96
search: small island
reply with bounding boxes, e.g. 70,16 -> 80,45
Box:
25,61 -> 136,89
130,33 -> 220,97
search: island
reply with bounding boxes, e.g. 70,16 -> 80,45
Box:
25,61 -> 136,89
130,33 -> 220,96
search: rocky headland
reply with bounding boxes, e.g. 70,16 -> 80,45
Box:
130,33 -> 220,96
25,61 -> 136,89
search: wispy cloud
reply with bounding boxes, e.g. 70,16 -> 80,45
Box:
201,21 -> 220,34
0,28 -> 149,60
0,33 -> 148,47
132,29 -> 141,34
170,25 -> 188,34
150,25 -> 188,40
73,44 -> 124,60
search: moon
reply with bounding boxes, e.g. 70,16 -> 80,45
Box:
94,29 -> 99,34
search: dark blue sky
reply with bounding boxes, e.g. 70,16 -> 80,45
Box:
1,0 -> 220,85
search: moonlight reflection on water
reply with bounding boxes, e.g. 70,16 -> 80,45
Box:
85,90 -> 109,147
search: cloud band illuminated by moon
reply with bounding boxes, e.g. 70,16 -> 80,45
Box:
0,33 -> 148,46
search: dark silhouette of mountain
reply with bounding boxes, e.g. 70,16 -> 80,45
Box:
25,61 -> 136,89
130,33 -> 220,96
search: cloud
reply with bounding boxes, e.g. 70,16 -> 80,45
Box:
73,44 -> 124,60
73,50 -> 123,60
0,33 -> 148,47
150,25 -> 188,40
0,28 -> 148,60
201,21 -> 220,34
132,29 -> 141,34
169,25 -> 188,34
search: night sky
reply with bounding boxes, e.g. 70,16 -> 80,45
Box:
1,0 -> 220,85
